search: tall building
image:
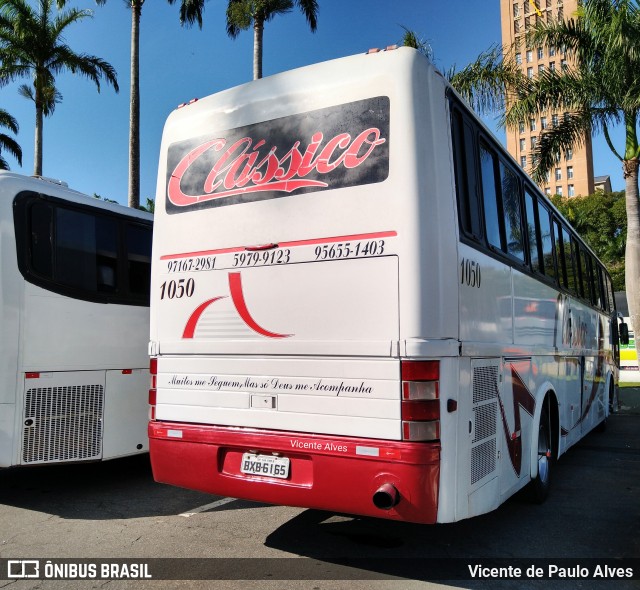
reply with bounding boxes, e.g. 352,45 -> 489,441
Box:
500,0 -> 594,197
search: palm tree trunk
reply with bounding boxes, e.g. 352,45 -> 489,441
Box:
128,0 -> 141,209
623,157 -> 640,369
253,18 -> 263,80
33,99 -> 43,177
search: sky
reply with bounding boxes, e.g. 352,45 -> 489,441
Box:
0,0 -> 626,206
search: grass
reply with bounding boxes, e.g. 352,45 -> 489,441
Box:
619,381 -> 640,388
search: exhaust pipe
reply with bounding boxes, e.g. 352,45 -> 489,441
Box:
372,483 -> 400,510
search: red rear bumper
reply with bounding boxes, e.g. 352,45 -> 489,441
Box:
149,421 -> 440,524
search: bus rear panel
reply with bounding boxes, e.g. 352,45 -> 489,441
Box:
149,48 -> 616,524
149,48 -> 459,523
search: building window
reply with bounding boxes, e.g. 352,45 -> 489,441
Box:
561,59 -> 568,70
555,168 -> 562,180
538,64 -> 545,74
531,136 -> 538,149
566,148 -> 573,160
552,113 -> 559,126
514,19 -> 521,33
537,47 -> 544,59
545,187 -> 551,195
541,116 -> 548,129
544,170 -> 550,182
549,46 -> 556,56
525,16 -> 531,29
520,155 -> 527,168
556,186 -> 563,196
513,2 -> 520,17
516,52 -> 522,65
549,61 -> 556,71
567,166 -> 574,179
519,121 -> 525,134
527,67 -> 534,78
530,118 -> 537,131
520,138 -> 526,151
526,49 -> 533,62
568,184 -> 575,196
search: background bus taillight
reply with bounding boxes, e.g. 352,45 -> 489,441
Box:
401,360 -> 440,441
149,358 -> 158,420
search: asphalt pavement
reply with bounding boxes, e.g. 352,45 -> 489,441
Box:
0,403 -> 638,590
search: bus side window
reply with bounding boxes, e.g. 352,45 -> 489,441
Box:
539,203 -> 556,280
127,223 -> 152,303
499,161 -> 525,261
524,190 -> 542,273
563,227 -> 578,295
55,207 -> 97,292
554,220 -> 567,287
479,144 -> 502,251
96,216 -> 118,293
606,275 -> 615,312
29,201 -> 53,278
451,106 -> 482,241
596,263 -> 606,310
575,244 -> 589,302
586,255 -> 598,307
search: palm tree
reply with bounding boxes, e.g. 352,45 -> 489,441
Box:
399,26 -> 433,61
126,0 -> 204,209
447,45 -> 525,115
507,0 -> 640,368
0,108 -> 21,169
450,0 -> 640,368
0,0 -> 118,177
226,0 -> 318,80
55,0 -> 204,209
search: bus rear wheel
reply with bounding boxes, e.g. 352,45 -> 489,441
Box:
528,400 -> 552,504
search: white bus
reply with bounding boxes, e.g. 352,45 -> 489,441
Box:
619,317 -> 637,381
148,47 -> 620,523
0,172 -> 152,468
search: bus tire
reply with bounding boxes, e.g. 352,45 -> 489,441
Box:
528,400 -> 553,504
609,381 -> 619,414
597,382 -> 616,432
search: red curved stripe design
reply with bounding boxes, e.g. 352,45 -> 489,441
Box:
182,297 -> 226,338
228,272 -> 291,338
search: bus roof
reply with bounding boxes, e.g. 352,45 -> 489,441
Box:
0,171 -> 152,222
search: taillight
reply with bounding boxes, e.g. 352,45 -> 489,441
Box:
401,360 -> 440,441
149,358 -> 158,421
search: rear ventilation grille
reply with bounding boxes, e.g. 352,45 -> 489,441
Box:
23,385 -> 104,464
472,401 -> 497,443
471,438 -> 497,484
473,365 -> 499,404
470,362 -> 499,488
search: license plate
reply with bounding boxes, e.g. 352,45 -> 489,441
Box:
240,453 -> 290,479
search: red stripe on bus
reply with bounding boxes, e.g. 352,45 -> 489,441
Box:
228,273 -> 291,339
159,231 -> 397,260
182,297 -> 227,338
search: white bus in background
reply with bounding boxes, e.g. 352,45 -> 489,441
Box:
148,47 -> 621,524
0,172 -> 152,468
619,317 -> 637,381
